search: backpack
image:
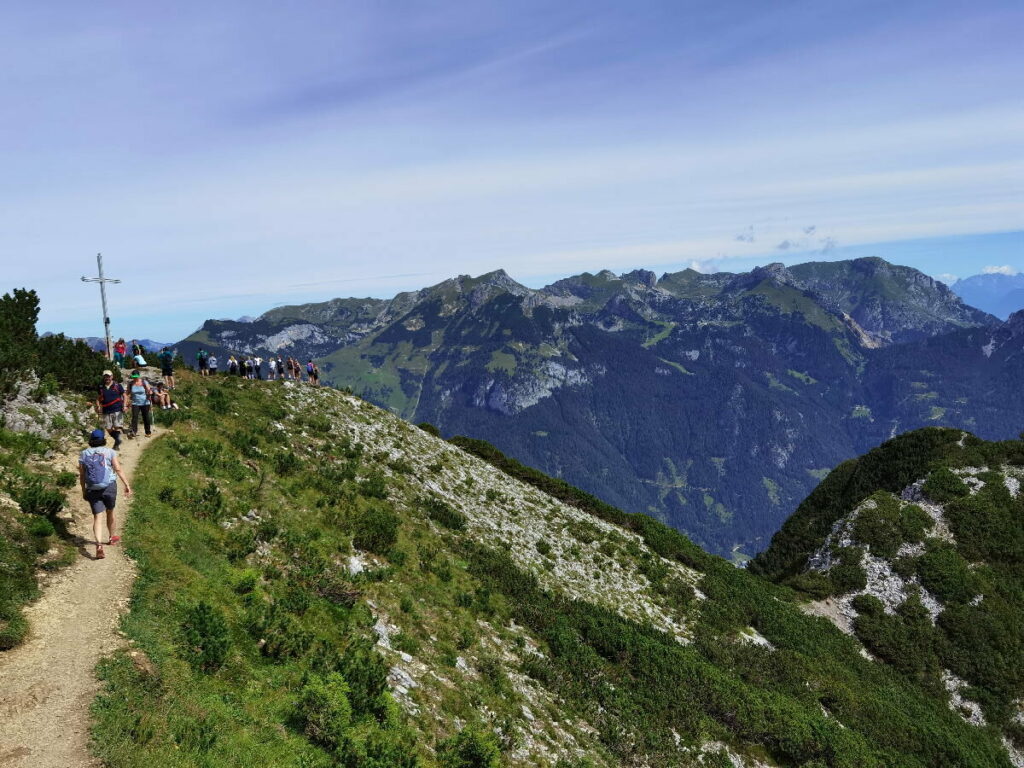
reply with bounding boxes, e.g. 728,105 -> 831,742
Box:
82,450 -> 110,489
99,383 -> 124,409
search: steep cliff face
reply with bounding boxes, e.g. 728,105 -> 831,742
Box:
176,259 -> 1003,556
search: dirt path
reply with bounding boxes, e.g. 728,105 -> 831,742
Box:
0,426 -> 158,768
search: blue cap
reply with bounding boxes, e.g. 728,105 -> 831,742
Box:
90,429 -> 106,441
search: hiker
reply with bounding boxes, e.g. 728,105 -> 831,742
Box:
267,356 -> 276,380
133,349 -> 147,367
157,346 -> 175,389
112,338 -> 126,368
95,370 -> 126,449
131,339 -> 143,358
227,355 -> 238,375
306,360 -> 316,385
127,371 -> 153,438
151,381 -> 177,409
276,356 -> 285,380
254,355 -> 263,380
243,356 -> 253,379
208,353 -> 219,376
196,347 -> 210,376
310,362 -> 320,387
79,428 -> 131,560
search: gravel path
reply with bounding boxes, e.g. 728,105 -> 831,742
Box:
0,427 -> 155,768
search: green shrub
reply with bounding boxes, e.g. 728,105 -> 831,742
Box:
922,467 -> 968,504
337,636 -> 390,718
784,571 -> 832,599
30,372 -> 59,401
418,495 -> 467,531
181,601 -> 230,672
206,386 -> 230,415
25,515 -> 55,538
417,422 -> 441,437
829,547 -> 867,595
234,568 -> 260,594
54,470 -> 77,488
0,611 -> 29,650
272,450 -> 300,476
916,545 -> 979,604
851,594 -> 884,616
535,539 -> 553,557
298,673 -> 352,751
14,479 -> 64,517
352,505 -> 399,554
851,492 -> 904,558
36,333 -> 108,394
358,472 -> 388,499
189,481 -> 224,519
252,605 -> 313,661
436,727 -> 501,768
898,504 -> 932,542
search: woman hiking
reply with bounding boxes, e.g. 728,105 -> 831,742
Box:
79,428 -> 132,559
127,370 -> 154,438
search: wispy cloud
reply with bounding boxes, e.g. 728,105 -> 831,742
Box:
982,265 -> 1018,275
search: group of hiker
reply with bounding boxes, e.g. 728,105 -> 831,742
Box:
83,367 -> 172,559
195,348 -> 321,385
110,338 -> 148,369
82,344 -> 323,559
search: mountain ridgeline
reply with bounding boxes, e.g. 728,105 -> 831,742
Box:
752,427 -> 1024,765
93,376 -> 1023,767
179,257 -> 1019,557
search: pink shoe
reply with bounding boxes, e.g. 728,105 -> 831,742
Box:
109,535 -> 121,545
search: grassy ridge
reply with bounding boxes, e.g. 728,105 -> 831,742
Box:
91,376 -> 1014,767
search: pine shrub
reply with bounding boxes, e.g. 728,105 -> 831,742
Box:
436,727 -> 501,768
182,601 -> 230,672
352,505 -> 399,554
298,673 -> 352,750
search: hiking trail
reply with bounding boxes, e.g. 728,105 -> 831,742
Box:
0,426 -> 157,768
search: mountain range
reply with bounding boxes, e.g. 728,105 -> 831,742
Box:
951,272 -> 1024,320
178,257 -> 1024,558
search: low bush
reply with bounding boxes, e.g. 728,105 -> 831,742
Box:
14,479 -> 64,517
922,467 -> 969,504
436,727 -> 501,768
418,495 -> 467,531
298,673 -> 352,751
829,547 -> 867,595
181,601 -> 230,672
352,505 -> 399,554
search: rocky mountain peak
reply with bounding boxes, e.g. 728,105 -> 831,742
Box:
621,269 -> 658,288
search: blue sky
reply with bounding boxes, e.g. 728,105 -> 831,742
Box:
1,0 -> 1021,340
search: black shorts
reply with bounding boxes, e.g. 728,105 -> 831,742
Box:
197,360 -> 208,370
85,483 -> 117,514
162,367 -> 174,377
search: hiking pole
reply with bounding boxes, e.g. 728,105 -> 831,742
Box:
81,253 -> 121,361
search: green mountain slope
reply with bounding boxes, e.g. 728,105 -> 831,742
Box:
91,376 -> 1019,767
172,259 -> 1004,559
753,428 -> 1024,764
